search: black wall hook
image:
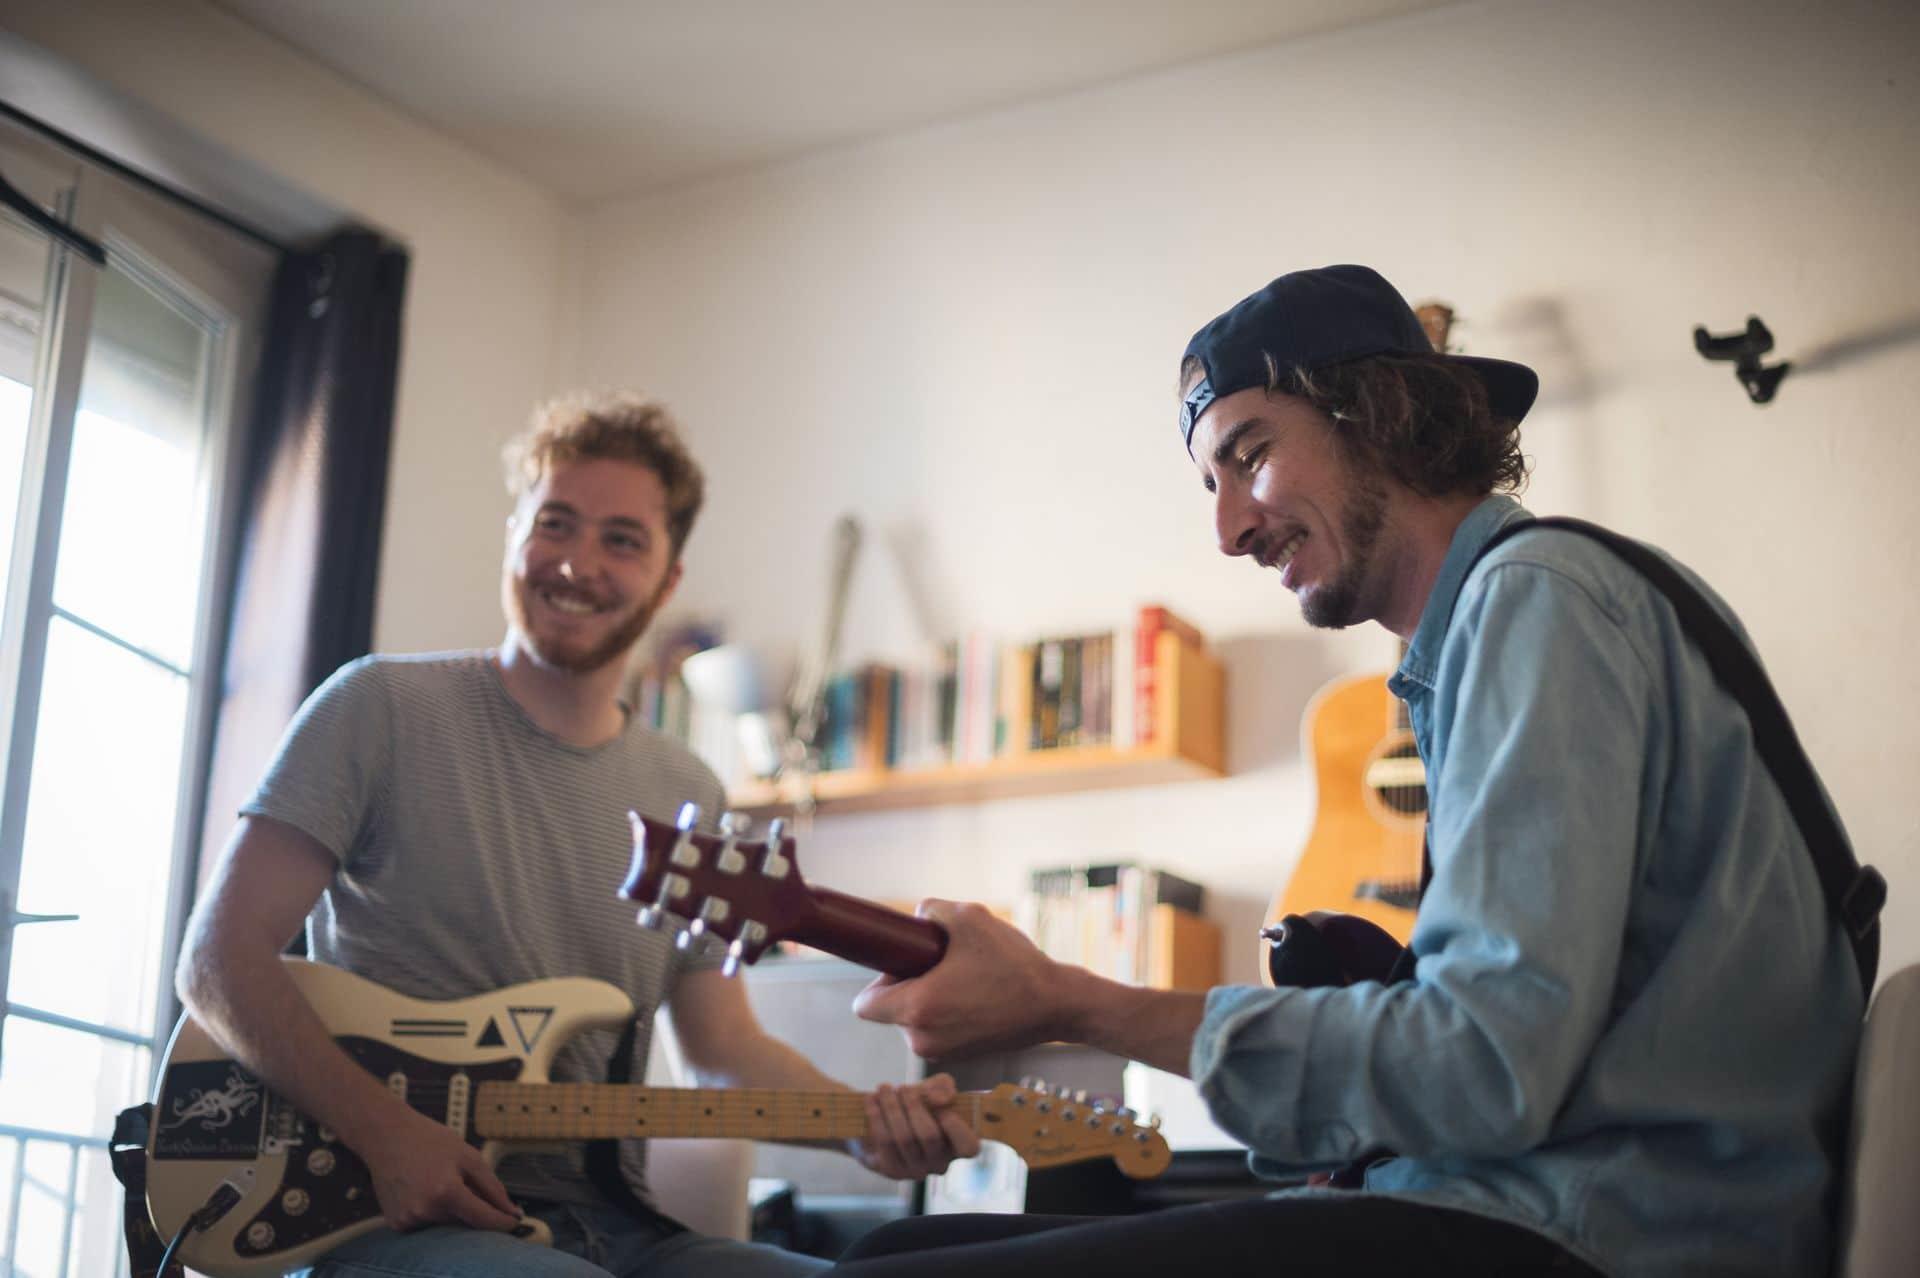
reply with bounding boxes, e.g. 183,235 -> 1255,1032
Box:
1694,316 -> 1790,404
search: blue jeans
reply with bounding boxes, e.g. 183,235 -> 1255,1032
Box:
306,1201 -> 830,1278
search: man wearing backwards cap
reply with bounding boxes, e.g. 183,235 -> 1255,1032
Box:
846,265 -> 1865,1276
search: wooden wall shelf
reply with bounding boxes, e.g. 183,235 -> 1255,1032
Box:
729,634 -> 1225,818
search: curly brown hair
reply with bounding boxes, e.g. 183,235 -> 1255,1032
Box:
503,391 -> 705,558
1181,352 -> 1529,497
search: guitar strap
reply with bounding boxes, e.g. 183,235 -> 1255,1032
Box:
108,1102 -> 185,1278
581,1017 -> 691,1237
1456,517 -> 1884,993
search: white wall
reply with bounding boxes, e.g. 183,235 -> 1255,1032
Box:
563,0 -> 1920,985
4,0 -> 571,656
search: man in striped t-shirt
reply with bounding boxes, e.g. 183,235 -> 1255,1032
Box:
177,393 -> 973,1278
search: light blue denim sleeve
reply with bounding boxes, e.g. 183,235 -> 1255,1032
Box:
1191,562 -> 1655,1167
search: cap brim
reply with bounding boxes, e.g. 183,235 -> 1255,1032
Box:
1449,355 -> 1539,424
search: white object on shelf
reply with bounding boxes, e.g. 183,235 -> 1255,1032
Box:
1122,1062 -> 1244,1152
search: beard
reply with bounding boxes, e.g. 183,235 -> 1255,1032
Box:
503,573 -> 666,674
1298,469 -> 1388,630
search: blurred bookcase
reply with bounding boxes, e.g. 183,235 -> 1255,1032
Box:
728,630 -> 1224,817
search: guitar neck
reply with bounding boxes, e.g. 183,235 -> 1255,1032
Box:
474,1082 -> 977,1143
797,887 -> 949,976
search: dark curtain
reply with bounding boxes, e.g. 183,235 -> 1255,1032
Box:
191,228 -> 409,898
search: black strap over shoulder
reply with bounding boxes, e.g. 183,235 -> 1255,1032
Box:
109,1103 -> 184,1278
1472,516 -> 1885,993
581,1017 -> 689,1236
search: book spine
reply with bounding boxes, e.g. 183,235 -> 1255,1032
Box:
1110,623 -> 1135,749
1034,638 -> 1062,750
1134,604 -> 1204,744
1059,638 -> 1082,747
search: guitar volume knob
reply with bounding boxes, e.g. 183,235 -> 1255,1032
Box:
306,1148 -> 336,1176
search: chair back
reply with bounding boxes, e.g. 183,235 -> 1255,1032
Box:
1838,963 -> 1920,1277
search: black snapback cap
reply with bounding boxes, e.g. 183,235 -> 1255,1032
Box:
1179,264 -> 1539,454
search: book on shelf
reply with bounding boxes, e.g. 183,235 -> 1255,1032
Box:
1134,604 -> 1204,747
766,604 -> 1211,783
1020,863 -> 1212,989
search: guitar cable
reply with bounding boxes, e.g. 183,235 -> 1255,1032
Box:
154,1166 -> 255,1275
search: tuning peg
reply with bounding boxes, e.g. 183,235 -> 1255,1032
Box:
1116,1106 -> 1136,1121
1073,1089 -> 1089,1105
1018,1075 -> 1037,1089
722,938 -> 747,977
635,905 -> 665,930
759,818 -> 792,880
676,918 -> 708,951
1148,1114 -> 1163,1130
668,806 -> 702,868
714,814 -> 749,875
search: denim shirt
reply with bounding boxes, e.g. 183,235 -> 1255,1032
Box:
1191,495 -> 1863,1277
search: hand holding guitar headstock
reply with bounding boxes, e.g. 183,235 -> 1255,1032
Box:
619,803 -> 949,977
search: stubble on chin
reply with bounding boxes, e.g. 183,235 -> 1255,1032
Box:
1296,472 -> 1389,631
504,575 -> 665,675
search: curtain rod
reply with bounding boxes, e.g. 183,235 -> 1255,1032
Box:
0,100 -> 289,257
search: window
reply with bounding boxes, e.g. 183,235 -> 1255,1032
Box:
0,119 -> 274,1277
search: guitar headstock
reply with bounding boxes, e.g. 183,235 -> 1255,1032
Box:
618,804 -> 808,975
1414,300 -> 1455,354
975,1079 -> 1172,1179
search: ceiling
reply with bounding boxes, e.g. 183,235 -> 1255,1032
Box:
214,0 -> 1453,203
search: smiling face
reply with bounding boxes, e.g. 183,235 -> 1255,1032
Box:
1191,383 -> 1395,630
501,457 -> 683,673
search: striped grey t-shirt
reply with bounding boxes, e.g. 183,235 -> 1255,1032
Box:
242,650 -> 726,1210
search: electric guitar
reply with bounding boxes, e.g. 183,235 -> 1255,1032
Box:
1258,303 -> 1457,976
147,959 -> 1171,1277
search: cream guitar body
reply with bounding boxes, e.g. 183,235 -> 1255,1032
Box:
147,961 -> 623,1275
147,959 -> 1171,1277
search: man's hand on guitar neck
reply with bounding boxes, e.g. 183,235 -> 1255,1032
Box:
853,1074 -> 981,1179
854,900 -> 1208,1074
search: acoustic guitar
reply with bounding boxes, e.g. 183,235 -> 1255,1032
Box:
146,958 -> 1170,1277
1257,303 -> 1457,977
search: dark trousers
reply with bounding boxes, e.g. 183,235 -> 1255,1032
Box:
832,1196 -> 1605,1277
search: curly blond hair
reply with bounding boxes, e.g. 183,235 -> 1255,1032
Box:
503,391 -> 705,557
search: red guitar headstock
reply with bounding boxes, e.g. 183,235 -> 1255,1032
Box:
618,804 -> 805,975
618,804 -> 949,978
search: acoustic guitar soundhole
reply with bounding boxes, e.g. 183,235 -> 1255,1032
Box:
1366,739 -> 1429,819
